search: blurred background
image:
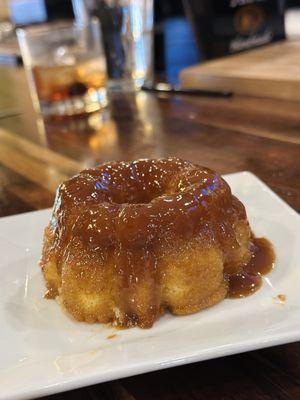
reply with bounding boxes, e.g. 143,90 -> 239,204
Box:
0,0 -> 300,120
0,0 -> 298,80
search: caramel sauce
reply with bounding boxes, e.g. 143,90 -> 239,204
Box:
227,238 -> 275,298
107,334 -> 117,339
44,287 -> 57,299
277,294 -> 286,302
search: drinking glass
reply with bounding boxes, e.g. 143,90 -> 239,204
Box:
94,0 -> 153,90
17,19 -> 108,117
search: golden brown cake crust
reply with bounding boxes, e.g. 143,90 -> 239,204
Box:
40,158 -> 252,328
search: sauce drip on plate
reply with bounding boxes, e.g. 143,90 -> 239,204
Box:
227,238 -> 275,298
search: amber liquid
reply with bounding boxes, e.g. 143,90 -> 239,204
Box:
227,238 -> 275,298
31,58 -> 107,115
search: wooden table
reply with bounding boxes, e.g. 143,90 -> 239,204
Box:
0,66 -> 299,400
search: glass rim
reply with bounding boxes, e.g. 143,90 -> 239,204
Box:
16,18 -> 100,39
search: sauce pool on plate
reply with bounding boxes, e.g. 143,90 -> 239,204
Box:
227,238 -> 275,298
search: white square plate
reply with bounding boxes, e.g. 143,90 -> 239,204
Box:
0,172 -> 299,400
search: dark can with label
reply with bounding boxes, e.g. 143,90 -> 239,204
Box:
184,0 -> 286,59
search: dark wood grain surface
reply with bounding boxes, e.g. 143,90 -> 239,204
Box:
0,66 -> 299,400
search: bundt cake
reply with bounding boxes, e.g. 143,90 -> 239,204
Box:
40,158 -> 274,328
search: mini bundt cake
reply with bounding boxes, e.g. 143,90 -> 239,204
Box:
40,158 -> 267,328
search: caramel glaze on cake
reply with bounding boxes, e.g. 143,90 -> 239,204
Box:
40,158 -> 275,328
